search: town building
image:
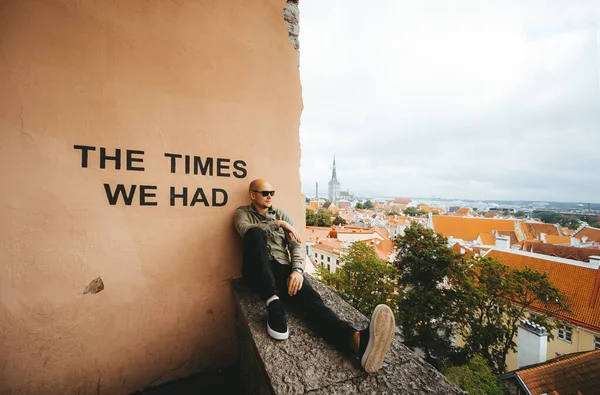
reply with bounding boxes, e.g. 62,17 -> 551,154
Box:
482,249 -> 600,372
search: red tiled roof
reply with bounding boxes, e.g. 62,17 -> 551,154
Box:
305,226 -> 333,243
544,235 -> 572,245
420,205 -> 445,214
454,207 -> 477,217
521,222 -> 560,240
311,239 -> 347,256
431,216 -> 516,241
451,243 -> 475,258
575,226 -> 600,243
486,250 -> 600,331
372,226 -> 390,240
484,211 -> 501,218
515,350 -> 600,395
477,233 -> 496,246
363,239 -> 395,261
522,242 -> 600,262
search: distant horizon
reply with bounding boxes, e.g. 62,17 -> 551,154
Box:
301,192 -> 600,207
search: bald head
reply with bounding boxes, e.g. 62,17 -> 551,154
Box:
249,179 -> 270,192
248,179 -> 274,212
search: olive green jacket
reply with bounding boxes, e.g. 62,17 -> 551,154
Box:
234,204 -> 304,270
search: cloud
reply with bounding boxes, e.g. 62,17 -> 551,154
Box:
298,0 -> 600,202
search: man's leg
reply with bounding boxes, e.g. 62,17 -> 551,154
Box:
241,227 -> 279,300
241,227 -> 289,340
277,265 -> 358,351
280,265 -> 396,373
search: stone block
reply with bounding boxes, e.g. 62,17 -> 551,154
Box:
231,275 -> 464,394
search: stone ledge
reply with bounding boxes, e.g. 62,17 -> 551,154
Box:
231,275 -> 463,395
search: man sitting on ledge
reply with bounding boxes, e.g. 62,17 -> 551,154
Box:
234,179 -> 395,373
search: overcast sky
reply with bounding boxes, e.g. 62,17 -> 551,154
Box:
298,1 -> 600,203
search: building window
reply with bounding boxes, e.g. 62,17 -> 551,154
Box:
327,256 -> 330,262
314,252 -> 317,258
595,336 -> 600,350
327,264 -> 331,271
336,259 -> 339,265
321,254 -> 324,260
557,326 -> 572,343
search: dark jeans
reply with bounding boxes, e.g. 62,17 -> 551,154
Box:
242,227 -> 357,350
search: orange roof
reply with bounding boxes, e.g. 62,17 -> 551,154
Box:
484,211 -> 501,218
514,350 -> 600,395
363,239 -> 395,261
543,235 -> 572,245
431,216 -> 516,241
522,242 -> 600,262
454,207 -> 477,217
305,226 -> 333,243
388,198 -> 412,205
451,243 -> 474,258
575,226 -> 600,243
521,222 -> 560,240
486,250 -> 600,331
372,226 -> 390,240
420,205 -> 445,214
311,239 -> 347,256
477,233 -> 496,246
560,227 -> 575,236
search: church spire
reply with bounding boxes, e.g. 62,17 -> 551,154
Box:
331,154 -> 338,182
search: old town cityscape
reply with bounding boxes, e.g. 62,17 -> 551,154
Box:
301,156 -> 600,392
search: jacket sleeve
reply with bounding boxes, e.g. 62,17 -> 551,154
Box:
279,211 -> 304,270
234,207 -> 278,239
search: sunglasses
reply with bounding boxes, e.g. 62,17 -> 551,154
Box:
252,190 -> 276,197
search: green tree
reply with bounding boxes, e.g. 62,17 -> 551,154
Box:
514,210 -> 526,218
385,211 -> 401,216
393,223 -> 465,368
317,242 -> 399,318
363,200 -> 374,210
457,257 -> 569,374
332,214 -> 347,226
534,211 -> 580,230
403,206 -> 419,216
355,202 -> 364,210
444,354 -> 506,395
306,209 -> 317,226
315,209 -> 333,227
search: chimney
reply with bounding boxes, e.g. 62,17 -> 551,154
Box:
589,256 -> 600,270
540,233 -> 547,243
495,235 -> 511,250
517,319 -> 548,368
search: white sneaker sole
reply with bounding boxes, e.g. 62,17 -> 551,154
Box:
267,322 -> 289,340
361,304 -> 395,373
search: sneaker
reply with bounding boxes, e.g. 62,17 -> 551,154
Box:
266,299 -> 289,340
359,304 -> 395,373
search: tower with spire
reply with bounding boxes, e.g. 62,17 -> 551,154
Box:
328,155 -> 341,204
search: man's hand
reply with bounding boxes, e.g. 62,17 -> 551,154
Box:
278,220 -> 302,243
287,271 -> 304,296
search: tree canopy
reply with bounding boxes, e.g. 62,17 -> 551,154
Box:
306,209 -> 346,227
393,223 -> 465,368
393,223 -> 569,373
444,354 -> 506,395
317,242 -> 399,319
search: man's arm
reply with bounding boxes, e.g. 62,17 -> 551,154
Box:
279,211 -> 304,271
233,207 -> 278,238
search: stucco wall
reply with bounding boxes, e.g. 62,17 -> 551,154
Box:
0,0 -> 303,393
